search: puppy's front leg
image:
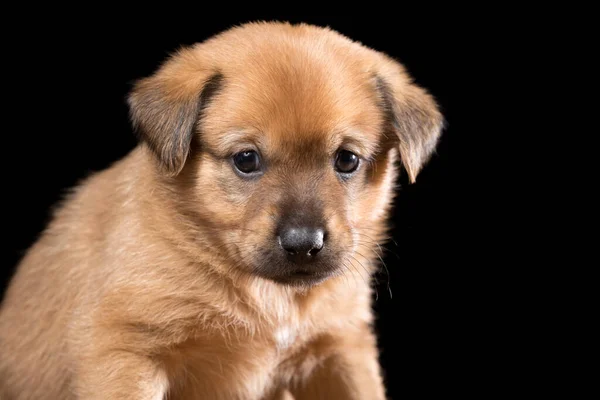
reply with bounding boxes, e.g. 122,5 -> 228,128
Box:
74,350 -> 168,400
291,331 -> 387,400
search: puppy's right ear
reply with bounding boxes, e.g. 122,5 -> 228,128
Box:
128,50 -> 222,176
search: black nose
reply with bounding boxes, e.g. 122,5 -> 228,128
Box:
278,227 -> 325,262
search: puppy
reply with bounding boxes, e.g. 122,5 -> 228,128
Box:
0,22 -> 443,399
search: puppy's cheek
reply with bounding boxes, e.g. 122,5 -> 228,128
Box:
194,163 -> 248,226
235,211 -> 278,272
324,207 -> 355,254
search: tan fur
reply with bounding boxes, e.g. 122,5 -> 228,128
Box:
0,22 -> 443,399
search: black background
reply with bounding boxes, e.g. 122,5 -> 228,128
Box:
1,14 -> 497,398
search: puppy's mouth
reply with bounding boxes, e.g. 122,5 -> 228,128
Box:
239,236 -> 345,287
292,270 -> 313,276
268,267 -> 337,286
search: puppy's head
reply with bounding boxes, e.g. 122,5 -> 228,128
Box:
128,22 -> 443,287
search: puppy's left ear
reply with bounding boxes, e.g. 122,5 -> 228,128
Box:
375,61 -> 445,183
127,50 -> 221,176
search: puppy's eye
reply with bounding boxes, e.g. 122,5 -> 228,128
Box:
335,150 -> 360,174
233,151 -> 261,174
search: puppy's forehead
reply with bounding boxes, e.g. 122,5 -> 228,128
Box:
200,25 -> 384,156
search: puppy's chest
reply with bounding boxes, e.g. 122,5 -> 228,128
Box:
171,323 -> 323,399
169,284 -> 367,398
273,324 -> 298,350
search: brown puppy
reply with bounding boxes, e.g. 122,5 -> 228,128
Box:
0,22 -> 443,399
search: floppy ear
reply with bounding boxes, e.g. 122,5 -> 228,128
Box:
375,64 -> 444,183
127,51 -> 222,176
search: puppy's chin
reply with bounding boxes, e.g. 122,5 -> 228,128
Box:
250,253 -> 343,288
268,269 -> 337,288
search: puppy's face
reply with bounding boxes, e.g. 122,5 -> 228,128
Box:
128,23 -> 443,287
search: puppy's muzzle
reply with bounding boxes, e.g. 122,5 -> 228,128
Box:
278,225 -> 325,264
